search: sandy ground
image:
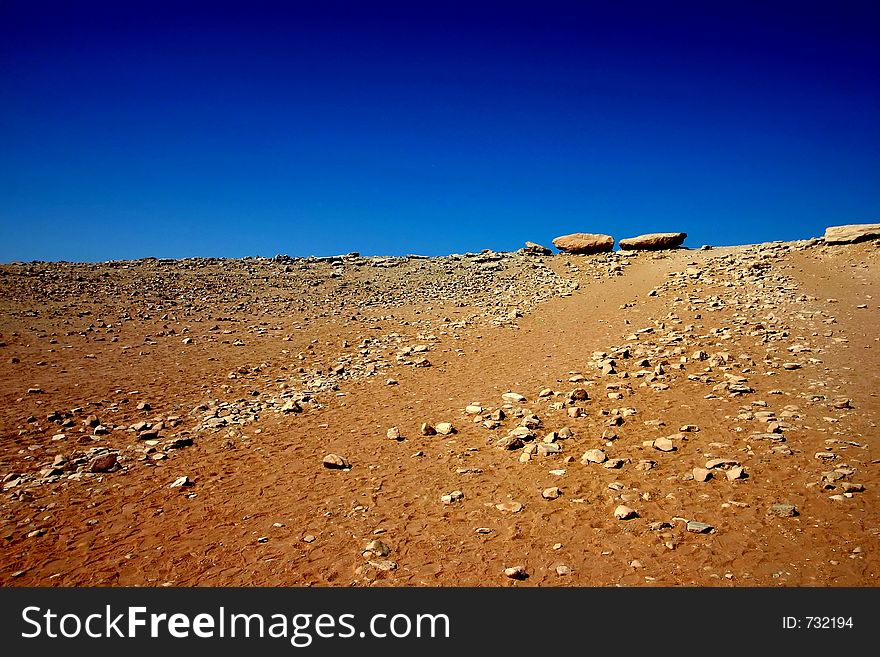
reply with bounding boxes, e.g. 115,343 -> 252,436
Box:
1,239 -> 877,586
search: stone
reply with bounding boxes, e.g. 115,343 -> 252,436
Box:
556,565 -> 571,576
497,435 -> 524,450
164,437 -> 193,450
822,223 -> 880,244
169,476 -> 192,488
618,232 -> 687,250
769,503 -> 798,517
705,458 -> 739,469
523,241 -> 552,255
420,423 -> 437,436
686,521 -> 714,533
692,467 -> 712,482
465,405 -> 483,414
303,534 -> 316,543
504,565 -> 528,580
581,449 -> 607,464
441,490 -> 464,504
726,466 -> 745,481
435,422 -> 456,435
386,426 -> 402,440
280,399 -> 302,413
552,233 -> 615,254
614,505 -> 638,520
89,453 -> 117,473
536,443 -> 561,456
502,392 -> 526,403
569,388 -> 590,401
653,437 -> 675,452
322,453 -> 351,469
496,501 -> 524,513
364,539 -> 391,557
542,487 -> 561,500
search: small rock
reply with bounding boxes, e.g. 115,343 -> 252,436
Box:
386,427 -> 402,440
653,437 -> 675,452
364,539 -> 391,557
504,565 -> 529,580
581,449 -> 607,464
769,503 -> 798,518
435,422 -> 456,435
726,466 -> 745,481
542,487 -> 561,500
686,521 -> 714,533
169,476 -> 192,488
705,458 -> 739,469
496,501 -> 524,513
692,467 -> 712,482
322,453 -> 351,469
614,505 -> 638,520
89,453 -> 117,473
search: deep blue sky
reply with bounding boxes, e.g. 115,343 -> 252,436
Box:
1,1 -> 878,261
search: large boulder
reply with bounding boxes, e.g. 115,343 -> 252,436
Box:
823,223 -> 880,244
618,232 -> 687,250
552,233 -> 614,254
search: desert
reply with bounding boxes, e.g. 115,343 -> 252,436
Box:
1,229 -> 877,586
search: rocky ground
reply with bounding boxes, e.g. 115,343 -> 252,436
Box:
0,238 -> 878,586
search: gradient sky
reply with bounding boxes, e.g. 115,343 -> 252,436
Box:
1,0 -> 878,261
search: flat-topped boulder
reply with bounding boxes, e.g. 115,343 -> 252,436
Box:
823,223 -> 880,244
552,233 -> 614,254
618,232 -> 687,250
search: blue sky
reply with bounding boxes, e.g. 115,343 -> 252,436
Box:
1,0 -> 878,261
